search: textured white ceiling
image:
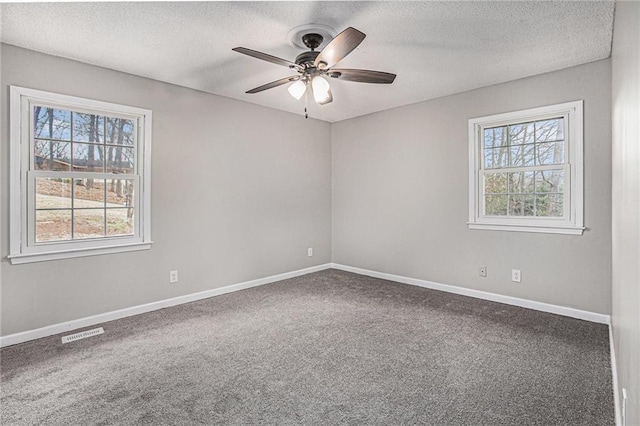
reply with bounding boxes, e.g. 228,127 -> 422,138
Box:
0,1 -> 614,122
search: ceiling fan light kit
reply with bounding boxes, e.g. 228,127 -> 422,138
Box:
311,76 -> 331,103
233,26 -> 396,118
287,80 -> 306,100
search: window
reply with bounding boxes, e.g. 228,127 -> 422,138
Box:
468,101 -> 584,235
9,86 -> 152,264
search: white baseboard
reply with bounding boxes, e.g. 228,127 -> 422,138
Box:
610,324 -> 622,426
0,263 -> 332,348
1,262 -> 611,348
330,263 -> 611,325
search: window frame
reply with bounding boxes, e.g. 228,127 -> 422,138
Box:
9,86 -> 153,264
468,101 -> 584,235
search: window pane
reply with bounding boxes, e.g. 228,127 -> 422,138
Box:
35,209 -> 72,242
33,107 -> 71,140
523,144 -> 535,166
73,209 -> 105,239
508,122 -> 534,145
106,179 -> 134,207
484,148 -> 493,168
35,178 -> 72,209
484,147 -> 509,169
548,194 -> 564,217
106,147 -> 134,173
535,194 -> 549,216
73,113 -> 104,143
485,195 -> 508,216
509,195 -> 523,216
73,179 -> 106,208
484,129 -> 493,149
536,141 -> 564,165
107,208 -> 134,236
535,170 -> 564,193
535,118 -> 564,142
484,126 -> 507,149
72,143 -> 104,172
524,171 -> 535,193
535,194 -> 564,217
484,173 -> 507,194
509,172 -> 522,193
494,127 -> 506,147
510,144 -> 535,167
508,172 -> 534,194
106,118 -> 135,146
34,140 -> 50,170
52,142 -> 73,171
509,195 -> 534,216
509,145 -> 522,167
523,195 -> 535,216
34,141 -> 71,171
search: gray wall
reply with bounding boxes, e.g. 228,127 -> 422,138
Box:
0,44 -> 614,339
0,44 -> 332,336
611,1 -> 640,424
332,60 -> 612,315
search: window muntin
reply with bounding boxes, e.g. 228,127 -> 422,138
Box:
468,101 -> 583,235
10,86 -> 152,264
481,117 -> 567,219
30,106 -> 137,244
31,174 -> 137,243
32,107 -> 135,174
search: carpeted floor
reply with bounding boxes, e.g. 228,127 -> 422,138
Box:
1,269 -> 614,425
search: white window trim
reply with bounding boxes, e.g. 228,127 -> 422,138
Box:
468,100 -> 584,235
9,86 -> 153,264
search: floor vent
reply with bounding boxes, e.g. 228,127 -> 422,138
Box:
61,327 -> 104,344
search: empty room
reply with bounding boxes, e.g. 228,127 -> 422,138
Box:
0,1 -> 638,425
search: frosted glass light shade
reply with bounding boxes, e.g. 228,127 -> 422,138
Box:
288,80 -> 306,100
312,76 -> 331,104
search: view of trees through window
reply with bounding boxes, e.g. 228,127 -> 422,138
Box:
482,118 -> 565,217
32,107 -> 136,242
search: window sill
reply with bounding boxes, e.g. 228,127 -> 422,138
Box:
7,241 -> 153,265
468,223 -> 584,235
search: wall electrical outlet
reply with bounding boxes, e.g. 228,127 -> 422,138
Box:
169,270 -> 179,284
511,269 -> 521,283
479,266 -> 487,277
308,248 -> 313,257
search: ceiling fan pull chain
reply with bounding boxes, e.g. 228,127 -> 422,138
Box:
304,86 -> 309,119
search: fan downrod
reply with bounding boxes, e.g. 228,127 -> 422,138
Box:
294,33 -> 324,67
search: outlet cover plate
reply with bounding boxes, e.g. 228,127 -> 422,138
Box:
512,269 -> 521,282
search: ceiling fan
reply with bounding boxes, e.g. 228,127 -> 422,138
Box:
232,27 -> 396,109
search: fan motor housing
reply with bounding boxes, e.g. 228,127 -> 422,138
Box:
302,33 -> 323,50
295,50 -> 320,67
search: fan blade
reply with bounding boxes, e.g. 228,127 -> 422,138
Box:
246,76 -> 300,94
314,27 -> 366,69
233,47 -> 301,71
328,69 -> 396,84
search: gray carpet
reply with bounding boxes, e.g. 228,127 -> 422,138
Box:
1,269 -> 614,425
